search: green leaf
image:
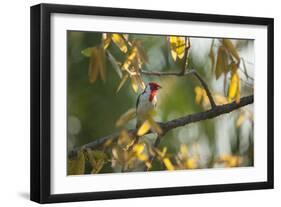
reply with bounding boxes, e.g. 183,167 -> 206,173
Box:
81,47 -> 93,57
222,39 -> 240,62
115,108 -> 136,127
92,150 -> 108,160
116,74 -> 129,93
68,151 -> 85,175
107,51 -> 123,79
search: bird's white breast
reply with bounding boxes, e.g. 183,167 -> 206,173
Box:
136,90 -> 157,122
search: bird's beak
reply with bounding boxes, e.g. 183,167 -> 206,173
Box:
158,85 -> 162,90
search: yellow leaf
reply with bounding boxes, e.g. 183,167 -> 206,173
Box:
194,86 -> 203,104
162,147 -> 167,156
163,158 -> 175,171
185,158 -> 197,169
214,94 -> 228,105
215,46 -> 228,79
222,39 -> 240,62
112,34 -> 128,53
116,74 -> 129,93
88,47 -> 106,83
180,144 -> 189,157
68,151 -> 85,175
103,139 -> 113,148
117,130 -> 130,146
137,120 -> 151,136
91,150 -> 108,160
122,34 -> 129,41
115,108 -> 136,127
169,36 -> 186,61
88,47 -> 99,83
133,143 -> 145,154
236,114 -> 246,127
122,46 -> 138,70
235,75 -> 241,103
155,147 -> 167,158
98,47 -> 106,82
137,154 -> 148,161
112,147 -> 127,164
131,75 -> 139,92
147,116 -> 162,134
194,86 -> 209,107
144,161 -> 152,169
102,33 -> 111,49
228,71 -> 240,103
92,160 -> 105,174
218,154 -> 242,167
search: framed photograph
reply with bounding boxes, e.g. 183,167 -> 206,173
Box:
30,3 -> 274,203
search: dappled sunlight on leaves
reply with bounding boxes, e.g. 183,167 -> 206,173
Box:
111,137 -> 151,171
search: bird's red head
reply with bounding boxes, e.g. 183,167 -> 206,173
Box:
148,82 -> 162,91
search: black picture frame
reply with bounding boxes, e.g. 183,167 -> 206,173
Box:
30,3 -> 274,204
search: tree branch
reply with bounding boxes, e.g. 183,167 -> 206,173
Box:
68,95 -> 253,158
140,69 -> 193,76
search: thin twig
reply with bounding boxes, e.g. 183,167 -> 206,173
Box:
180,37 -> 190,75
240,58 -> 254,81
192,71 -> 217,109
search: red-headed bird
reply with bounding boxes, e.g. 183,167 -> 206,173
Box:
136,82 -> 162,128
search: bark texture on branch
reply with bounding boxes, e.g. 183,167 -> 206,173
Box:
68,95 -> 253,158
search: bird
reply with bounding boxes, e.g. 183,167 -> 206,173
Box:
136,82 -> 162,128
